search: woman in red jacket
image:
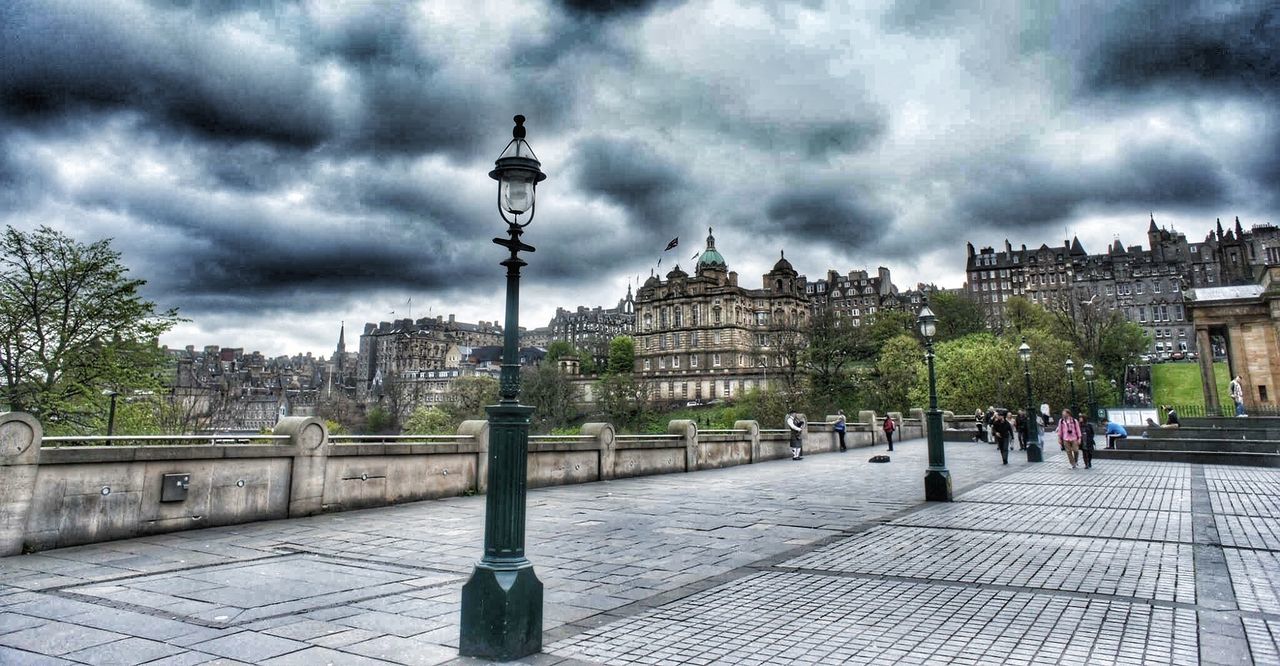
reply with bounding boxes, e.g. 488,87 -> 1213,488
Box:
883,415 -> 897,451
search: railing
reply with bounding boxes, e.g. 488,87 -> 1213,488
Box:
42,434 -> 291,447
700,429 -> 747,434
615,434 -> 683,440
1165,403 -> 1280,418
328,434 -> 473,443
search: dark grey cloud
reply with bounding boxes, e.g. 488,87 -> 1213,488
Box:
1076,1 -> 1278,94
572,135 -> 691,236
762,184 -> 890,244
558,0 -> 673,18
959,143 -> 1230,227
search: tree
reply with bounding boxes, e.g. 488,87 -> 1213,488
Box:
874,334 -> 924,413
606,336 -> 635,375
521,364 -> 578,432
909,333 -> 1020,413
862,310 -> 915,355
444,375 -> 499,421
364,405 -> 395,434
802,307 -> 859,401
0,226 -> 181,432
545,340 -> 574,362
402,406 -> 453,435
1004,296 -> 1052,335
596,373 -> 651,432
929,292 -> 985,341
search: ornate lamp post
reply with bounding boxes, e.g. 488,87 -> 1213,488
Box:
1065,358 -> 1077,416
1083,362 -> 1097,421
1019,340 -> 1041,463
459,115 -> 546,660
918,304 -> 951,501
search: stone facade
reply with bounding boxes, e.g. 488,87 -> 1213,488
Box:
545,288 -> 636,368
355,315 -> 502,400
966,216 -> 1280,356
1185,264 -> 1280,411
633,229 -> 808,403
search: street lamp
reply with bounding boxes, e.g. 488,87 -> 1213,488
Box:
459,115 -> 546,661
1018,339 -> 1041,463
918,304 -> 951,501
103,390 -> 119,436
1083,362 -> 1097,421
1065,357 -> 1077,416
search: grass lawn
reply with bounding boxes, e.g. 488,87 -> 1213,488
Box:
1151,362 -> 1231,406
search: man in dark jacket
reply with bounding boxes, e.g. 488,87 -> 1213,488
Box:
991,412 -> 1013,465
1080,417 -> 1097,469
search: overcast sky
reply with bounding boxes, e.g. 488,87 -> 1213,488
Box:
2,0 -> 1276,357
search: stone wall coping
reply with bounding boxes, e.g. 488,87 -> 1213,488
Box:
528,440 -> 604,453
614,440 -> 687,451
39,444 -> 290,464
328,442 -> 482,455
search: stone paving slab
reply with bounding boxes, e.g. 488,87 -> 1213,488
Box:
1244,617 -> 1280,666
1211,491 -> 1280,519
547,571 -> 1200,665
778,524 -> 1196,603
891,501 -> 1194,542
1224,548 -> 1280,614
958,481 -> 1193,512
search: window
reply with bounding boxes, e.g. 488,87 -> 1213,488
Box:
713,308 -> 721,324
713,353 -> 721,367
681,382 -> 688,398
1139,307 -> 1147,322
1267,247 -> 1280,264
672,355 -> 680,368
714,331 -> 722,344
660,308 -> 668,328
690,354 -> 698,368
643,359 -> 651,371
724,380 -> 732,397
674,308 -> 683,326
691,305 -> 700,325
659,356 -> 667,369
1176,305 -> 1184,321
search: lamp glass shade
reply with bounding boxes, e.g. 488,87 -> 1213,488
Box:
500,170 -> 536,215
1083,363 -> 1095,379
1018,342 -> 1031,362
1065,358 -> 1075,375
916,305 -> 937,338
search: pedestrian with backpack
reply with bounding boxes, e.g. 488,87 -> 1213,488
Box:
882,414 -> 897,451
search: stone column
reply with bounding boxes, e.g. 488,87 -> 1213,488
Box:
458,420 -> 490,494
274,417 -> 329,518
581,422 -> 616,481
1227,324 -> 1254,408
859,411 -> 877,444
1196,326 -> 1220,413
735,420 -> 760,463
668,420 -> 698,471
0,413 -> 41,557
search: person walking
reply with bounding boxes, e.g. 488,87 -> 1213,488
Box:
1102,418 -> 1128,448
974,408 -> 986,443
882,414 -> 897,451
786,411 -> 806,460
1229,375 -> 1247,416
1015,410 -> 1029,450
984,406 -> 996,443
834,410 -> 847,452
991,412 -> 1013,465
1057,409 -> 1082,468
1079,416 -> 1097,469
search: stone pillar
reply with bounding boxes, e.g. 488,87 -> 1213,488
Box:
735,420 -> 760,462
274,417 -> 329,518
668,420 -> 698,471
1196,327 -> 1220,413
458,420 -> 490,494
581,422 -> 616,481
1227,324 -> 1253,410
859,411 -> 877,443
825,415 -> 843,451
0,413 -> 41,557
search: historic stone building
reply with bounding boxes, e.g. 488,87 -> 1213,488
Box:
355,315 -> 502,400
965,216 -> 1280,357
803,266 -> 936,324
633,229 -> 808,403
1185,263 -> 1280,411
544,287 -> 636,368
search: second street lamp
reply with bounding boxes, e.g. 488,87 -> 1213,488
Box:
1066,357 -> 1078,417
459,115 -> 546,661
918,304 -> 952,501
1084,362 -> 1097,421
1019,339 -> 1041,463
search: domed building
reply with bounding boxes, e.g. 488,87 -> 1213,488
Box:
633,228 -> 810,403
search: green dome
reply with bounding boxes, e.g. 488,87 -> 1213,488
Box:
696,227 -> 727,270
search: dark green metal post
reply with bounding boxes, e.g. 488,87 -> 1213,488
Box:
459,222 -> 543,660
1086,379 -> 1097,421
1069,375 -> 1078,417
923,341 -> 952,501
1023,359 -> 1041,462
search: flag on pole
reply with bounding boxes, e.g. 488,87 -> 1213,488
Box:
657,257 -> 662,268
692,251 -> 699,260
664,237 -> 678,251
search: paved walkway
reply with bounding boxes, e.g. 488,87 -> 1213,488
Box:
0,437 -> 1277,664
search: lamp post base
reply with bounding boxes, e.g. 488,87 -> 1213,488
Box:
1026,442 -> 1043,463
459,562 -> 543,660
924,468 -> 952,502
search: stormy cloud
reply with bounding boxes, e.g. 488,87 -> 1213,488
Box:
0,0 -> 1274,355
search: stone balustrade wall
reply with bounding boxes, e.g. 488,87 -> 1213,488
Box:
0,410 -> 933,556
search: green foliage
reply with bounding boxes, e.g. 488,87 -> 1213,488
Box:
862,310 -> 916,353
545,340 -> 574,361
1096,319 -> 1150,383
802,308 -> 859,402
401,406 -> 452,435
929,292 -> 985,341
444,375 -> 499,421
1004,296 -> 1052,334
596,373 -> 651,431
910,333 -> 1020,413
606,336 -> 636,375
874,334 -> 924,413
521,364 -> 578,433
0,225 -> 182,433
364,406 -> 395,434
324,419 -> 348,436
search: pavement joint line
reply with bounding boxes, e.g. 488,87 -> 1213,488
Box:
540,465 -> 1029,647
271,544 -> 472,577
29,551 -> 290,594
1190,464 -> 1256,665
875,521 -> 1197,546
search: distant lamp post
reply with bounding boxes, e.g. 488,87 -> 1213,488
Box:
1019,340 -> 1041,463
103,390 -> 119,437
1083,362 -> 1097,420
1065,357 -> 1077,416
459,115 -> 546,661
918,304 -> 951,501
